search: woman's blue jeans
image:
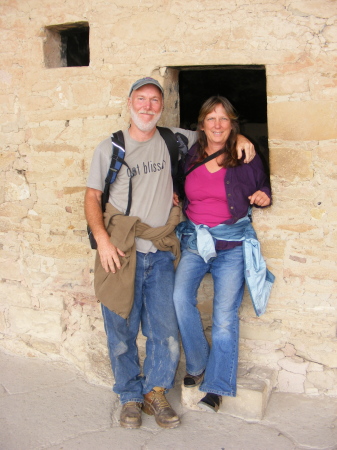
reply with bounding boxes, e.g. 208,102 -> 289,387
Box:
173,246 -> 245,397
101,250 -> 180,405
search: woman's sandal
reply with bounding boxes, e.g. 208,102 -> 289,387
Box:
183,371 -> 205,388
198,393 -> 222,413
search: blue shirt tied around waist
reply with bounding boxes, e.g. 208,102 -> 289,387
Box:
176,209 -> 275,317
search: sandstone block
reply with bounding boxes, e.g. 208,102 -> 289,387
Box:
39,292 -> 64,312
289,0 -> 337,18
28,124 -> 51,142
197,302 -> 213,315
278,356 -> 309,375
268,101 -> 337,140
316,141 -> 337,165
0,260 -> 23,283
0,152 -> 16,170
111,12 -> 179,47
81,118 -> 118,141
307,361 -> 324,372
34,144 -> 80,153
285,263 -> 337,282
71,82 -> 111,108
260,239 -> 286,259
0,282 -> 32,307
63,186 -> 86,195
25,170 -> 64,184
240,322 -> 283,342
322,23 -> 337,43
1,129 -> 26,146
268,74 -> 309,96
282,343 -> 297,357
304,382 -> 319,395
23,336 -> 61,355
310,208 -> 326,220
0,94 -> 15,114
269,147 -> 313,180
0,311 -> 6,333
278,370 -> 305,393
5,173 -> 30,202
277,223 -> 316,233
22,94 -> 54,111
8,307 -> 62,342
307,369 -> 336,390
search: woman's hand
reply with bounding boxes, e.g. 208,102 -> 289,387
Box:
248,190 -> 271,207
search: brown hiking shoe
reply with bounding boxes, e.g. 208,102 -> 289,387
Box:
120,402 -> 142,428
143,387 -> 180,429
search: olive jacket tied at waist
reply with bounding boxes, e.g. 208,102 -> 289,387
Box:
94,203 -> 181,319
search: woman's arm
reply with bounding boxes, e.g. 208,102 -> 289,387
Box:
248,153 -> 272,207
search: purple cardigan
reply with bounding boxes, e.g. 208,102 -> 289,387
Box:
181,143 -> 272,249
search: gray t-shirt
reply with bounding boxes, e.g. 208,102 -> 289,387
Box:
87,127 -> 197,253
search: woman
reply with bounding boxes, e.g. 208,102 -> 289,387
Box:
173,96 -> 274,412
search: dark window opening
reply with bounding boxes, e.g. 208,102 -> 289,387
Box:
60,27 -> 90,67
44,22 -> 90,68
179,66 -> 269,169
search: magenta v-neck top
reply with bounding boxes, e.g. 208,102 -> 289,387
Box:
184,164 -> 232,227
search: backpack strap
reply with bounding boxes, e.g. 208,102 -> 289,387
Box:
157,126 -> 180,177
101,131 -> 133,216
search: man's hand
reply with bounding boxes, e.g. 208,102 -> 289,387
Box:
248,190 -> 271,207
173,192 -> 180,206
85,187 -> 125,273
96,235 -> 125,274
236,134 -> 256,163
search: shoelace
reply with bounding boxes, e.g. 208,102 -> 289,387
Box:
124,401 -> 141,408
151,390 -> 170,409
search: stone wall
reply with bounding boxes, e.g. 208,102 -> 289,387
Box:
1,0 -> 336,395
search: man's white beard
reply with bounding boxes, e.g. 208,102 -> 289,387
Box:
130,106 -> 162,132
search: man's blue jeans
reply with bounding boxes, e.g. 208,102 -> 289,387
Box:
173,246 -> 245,397
101,250 -> 180,405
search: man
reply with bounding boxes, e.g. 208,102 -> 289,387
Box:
84,77 -> 255,429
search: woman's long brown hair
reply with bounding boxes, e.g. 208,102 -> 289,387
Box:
196,96 -> 241,168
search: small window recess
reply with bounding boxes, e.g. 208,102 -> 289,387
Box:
43,22 -> 90,68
